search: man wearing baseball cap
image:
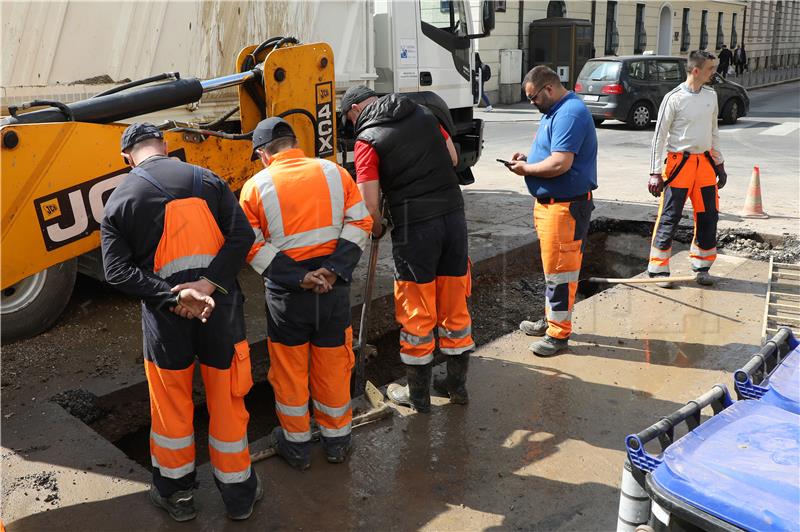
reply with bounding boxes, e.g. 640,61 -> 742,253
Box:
101,122 -> 261,522
342,85 -> 473,413
239,117 -> 372,469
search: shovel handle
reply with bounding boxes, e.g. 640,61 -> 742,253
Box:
587,275 -> 697,285
250,403 -> 392,463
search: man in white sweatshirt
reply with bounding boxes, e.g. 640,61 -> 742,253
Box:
647,50 -> 728,288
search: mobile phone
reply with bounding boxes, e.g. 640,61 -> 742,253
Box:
496,158 -> 512,165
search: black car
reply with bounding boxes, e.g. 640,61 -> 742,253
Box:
575,55 -> 750,129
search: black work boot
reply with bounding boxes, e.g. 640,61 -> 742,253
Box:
149,486 -> 197,522
323,433 -> 352,464
387,364 -> 432,413
433,353 -> 470,405
269,427 -> 311,471
227,472 -> 263,521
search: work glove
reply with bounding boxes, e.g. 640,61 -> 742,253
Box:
648,174 -> 664,197
715,163 -> 727,190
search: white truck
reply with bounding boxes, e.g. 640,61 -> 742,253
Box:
0,0 -> 495,340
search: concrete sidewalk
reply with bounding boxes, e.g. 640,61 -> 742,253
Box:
4,252 -> 767,530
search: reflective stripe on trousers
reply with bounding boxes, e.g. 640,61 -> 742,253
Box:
313,399 -> 353,438
648,246 -> 672,275
533,198 -> 592,340
689,243 -> 717,270
209,435 -> 251,484
150,430 -> 195,480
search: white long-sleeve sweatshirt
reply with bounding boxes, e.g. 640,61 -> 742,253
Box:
649,83 -> 723,174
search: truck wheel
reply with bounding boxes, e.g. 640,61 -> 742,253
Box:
721,98 -> 741,124
1,259 -> 77,341
627,101 -> 653,130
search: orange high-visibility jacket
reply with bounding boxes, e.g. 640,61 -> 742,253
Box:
239,149 -> 372,288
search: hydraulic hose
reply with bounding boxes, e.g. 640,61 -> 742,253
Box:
92,72 -> 180,98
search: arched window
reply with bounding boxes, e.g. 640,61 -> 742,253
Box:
547,1 -> 566,18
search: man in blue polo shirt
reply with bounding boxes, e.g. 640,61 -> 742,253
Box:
506,65 -> 597,356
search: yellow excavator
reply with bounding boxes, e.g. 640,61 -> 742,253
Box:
1,39 -> 340,340
1,35 -> 479,341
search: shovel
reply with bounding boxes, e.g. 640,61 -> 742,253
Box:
250,381 -> 392,463
354,197 -> 388,396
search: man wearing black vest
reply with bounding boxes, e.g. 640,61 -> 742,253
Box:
342,86 -> 474,413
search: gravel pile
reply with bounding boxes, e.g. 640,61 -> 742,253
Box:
50,389 -> 105,424
717,229 -> 800,263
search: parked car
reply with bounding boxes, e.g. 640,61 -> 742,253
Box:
574,55 -> 750,129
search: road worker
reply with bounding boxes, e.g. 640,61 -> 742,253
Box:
101,123 -> 260,521
647,50 -> 727,288
342,85 -> 473,412
507,66 -> 598,357
239,117 -> 372,469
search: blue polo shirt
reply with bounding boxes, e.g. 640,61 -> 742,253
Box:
526,92 -> 598,198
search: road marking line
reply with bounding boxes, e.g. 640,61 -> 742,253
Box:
760,122 -> 800,136
719,120 -> 764,133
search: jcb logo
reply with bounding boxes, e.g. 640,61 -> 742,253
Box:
34,170 -> 125,250
315,81 -> 334,158
34,149 -> 186,250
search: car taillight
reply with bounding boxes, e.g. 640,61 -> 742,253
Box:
574,82 -> 584,92
602,83 -> 624,95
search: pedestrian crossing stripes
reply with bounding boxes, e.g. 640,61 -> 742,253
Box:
761,122 -> 800,136
720,121 -> 800,135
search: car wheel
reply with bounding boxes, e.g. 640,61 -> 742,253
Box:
721,98 -> 741,124
593,117 -> 605,127
627,102 -> 653,130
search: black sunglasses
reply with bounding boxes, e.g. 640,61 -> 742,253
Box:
527,84 -> 550,103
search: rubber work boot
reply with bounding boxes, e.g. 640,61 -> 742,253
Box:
433,353 -> 470,404
269,427 -> 311,471
387,364 -> 432,413
529,335 -> 569,357
325,441 -> 352,464
695,271 -> 715,286
149,486 -> 197,522
227,472 -> 264,521
648,273 -> 673,289
519,318 -> 548,336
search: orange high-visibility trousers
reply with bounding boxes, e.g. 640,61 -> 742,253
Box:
392,210 -> 473,365
649,152 -> 719,275
266,285 -> 354,458
533,197 -> 594,339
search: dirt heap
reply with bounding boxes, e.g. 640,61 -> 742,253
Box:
717,229 -> 800,263
50,389 -> 105,424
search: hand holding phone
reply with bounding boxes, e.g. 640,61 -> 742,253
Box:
496,158 -> 512,166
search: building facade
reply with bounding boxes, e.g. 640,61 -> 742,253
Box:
479,0 -> 798,103
744,0 -> 800,71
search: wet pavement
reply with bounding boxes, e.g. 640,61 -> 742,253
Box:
4,252 -> 768,530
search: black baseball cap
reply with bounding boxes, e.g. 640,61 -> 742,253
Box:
120,122 -> 163,152
340,85 -> 377,125
252,117 -> 296,157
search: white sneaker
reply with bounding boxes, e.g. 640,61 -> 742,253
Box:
485,105 -> 493,112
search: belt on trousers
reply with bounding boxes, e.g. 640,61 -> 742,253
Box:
536,191 -> 592,204
664,151 -> 715,187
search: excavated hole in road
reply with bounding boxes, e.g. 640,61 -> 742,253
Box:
52,217 -> 793,469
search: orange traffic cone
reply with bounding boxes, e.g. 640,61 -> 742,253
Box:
741,165 -> 769,218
